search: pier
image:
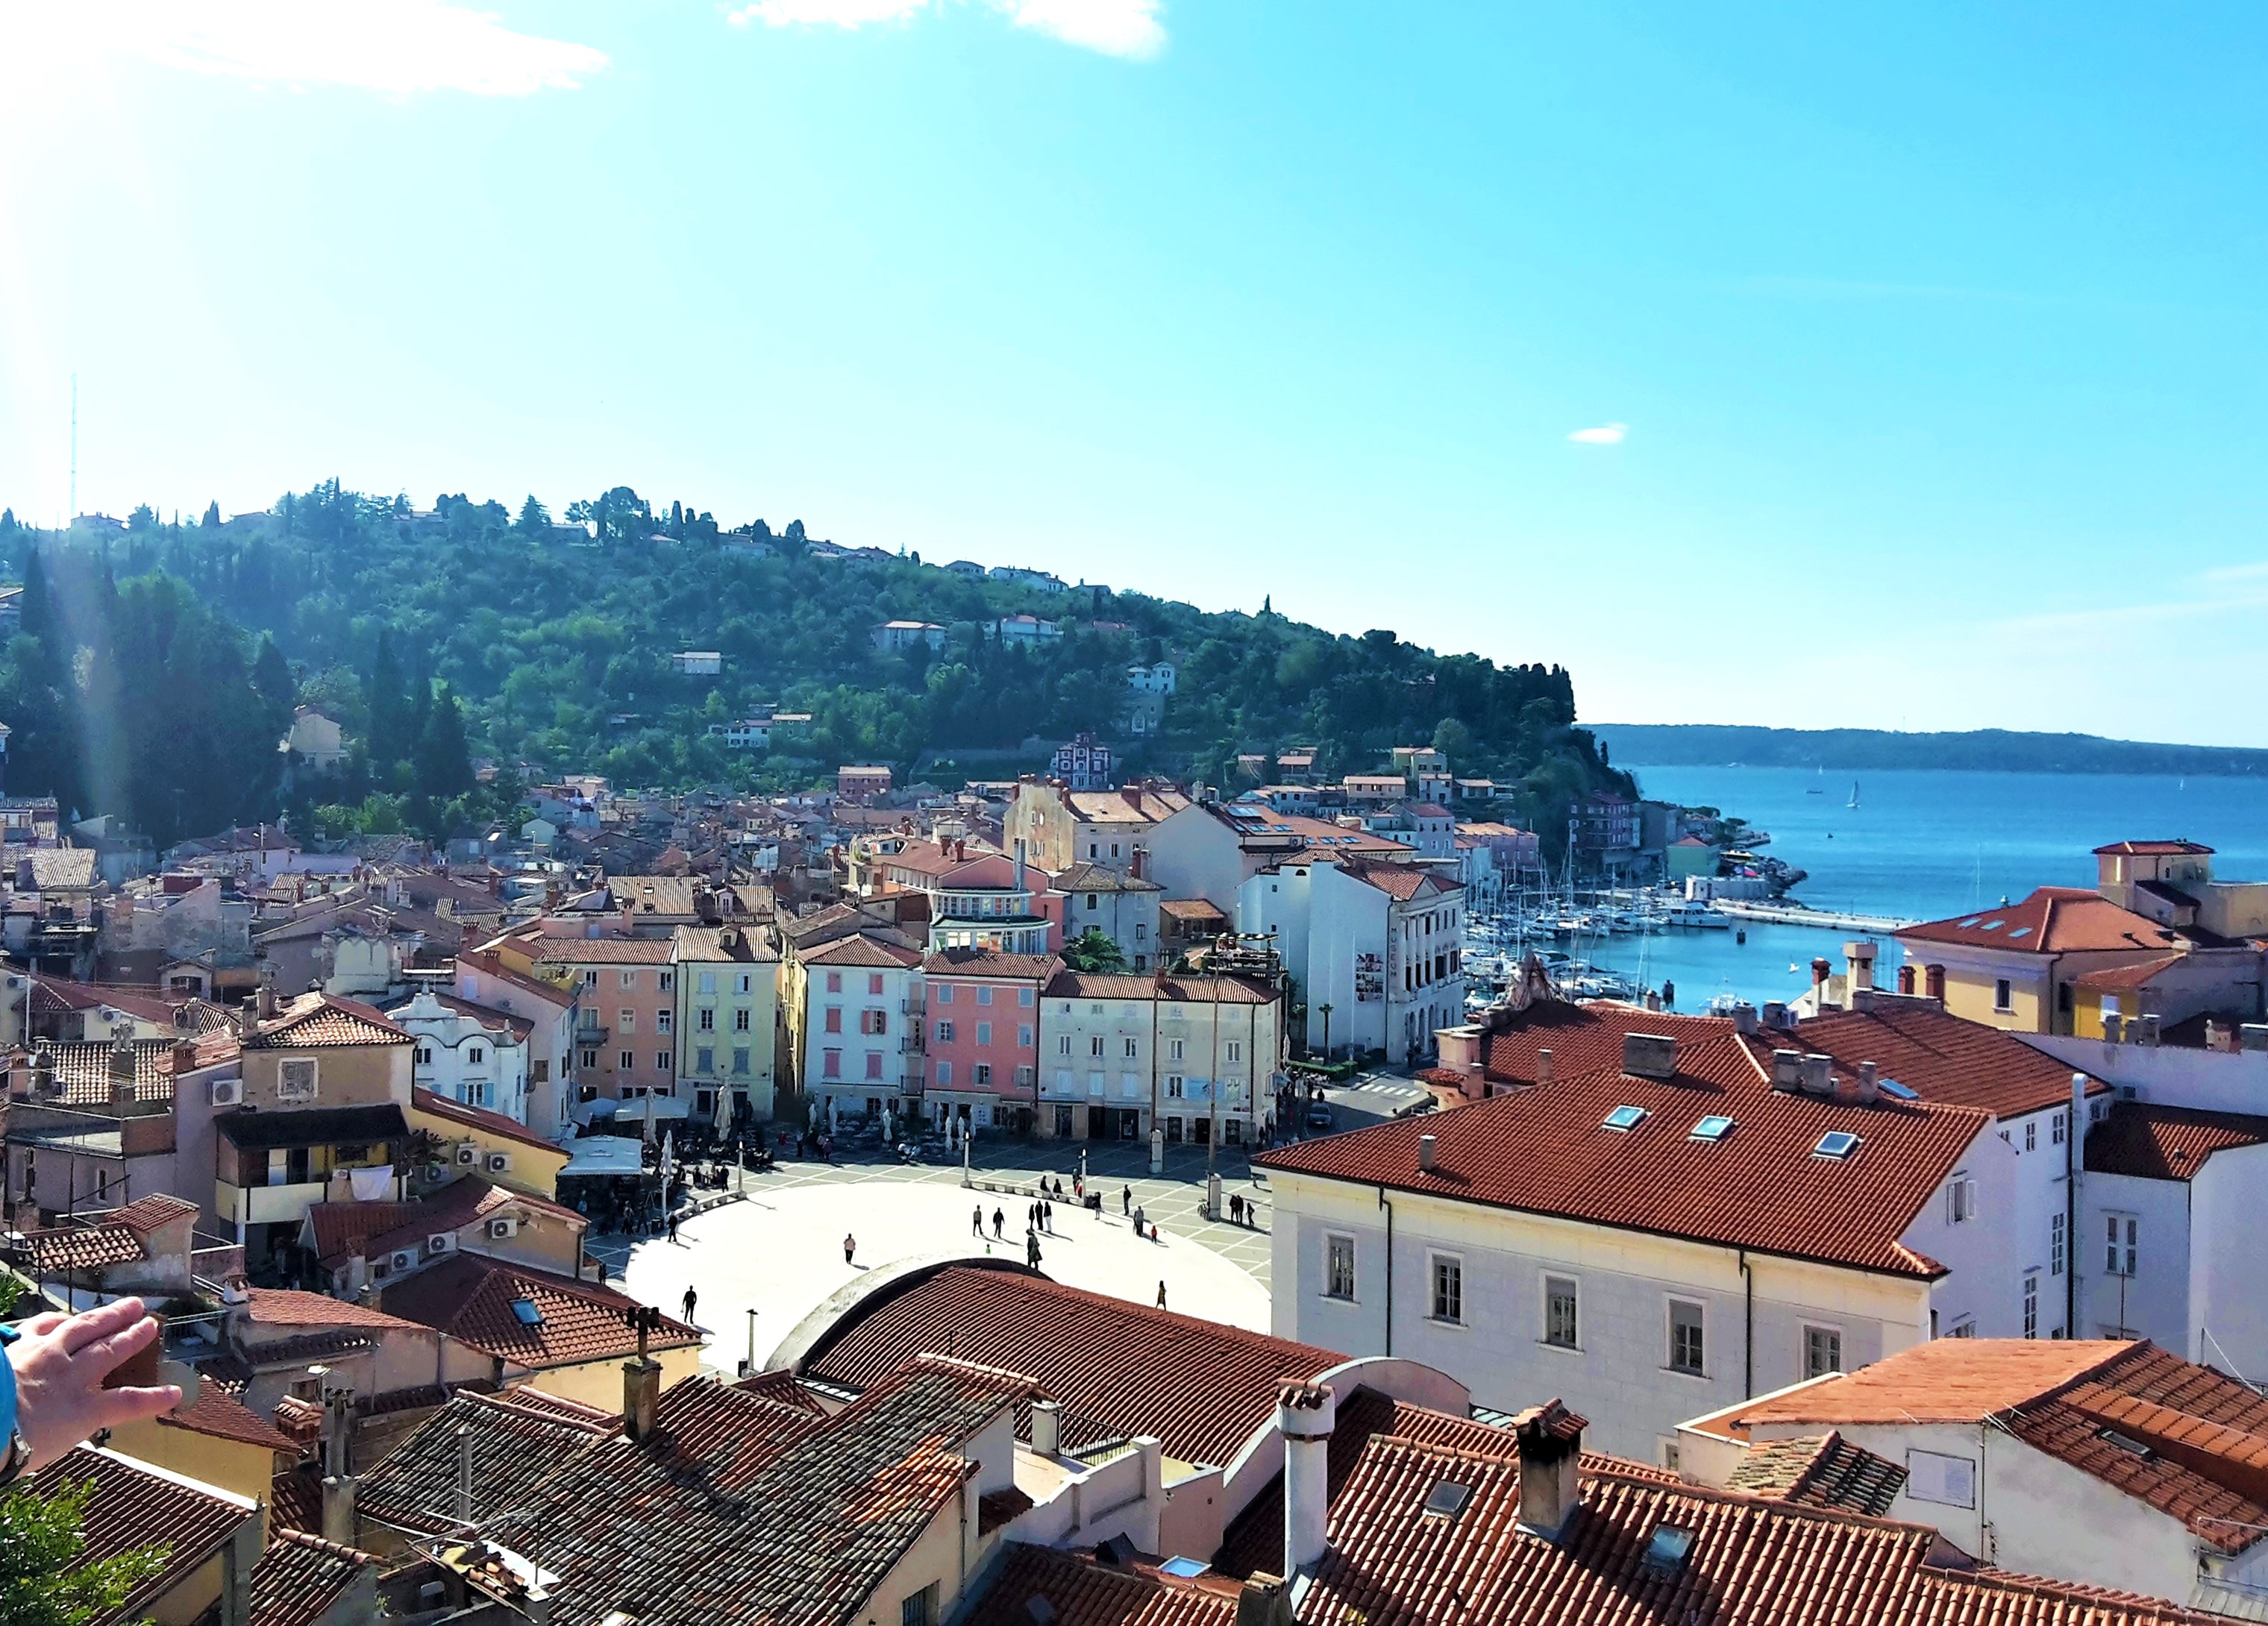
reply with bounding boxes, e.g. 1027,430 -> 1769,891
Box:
1713,900 -> 1917,934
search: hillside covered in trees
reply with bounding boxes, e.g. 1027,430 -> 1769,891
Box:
0,483 -> 1631,849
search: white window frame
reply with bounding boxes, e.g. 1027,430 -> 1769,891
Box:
1667,1298 -> 1706,1377
1542,1274 -> 1579,1350
1427,1251 -> 1464,1326
1324,1234 -> 1356,1302
2106,1212 -> 2137,1277
1803,1323 -> 1842,1378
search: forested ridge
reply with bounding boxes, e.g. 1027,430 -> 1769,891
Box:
0,483 -> 1630,848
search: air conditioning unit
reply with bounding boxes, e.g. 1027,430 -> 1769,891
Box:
208,1078 -> 242,1108
4,976 -> 25,992
487,1217 -> 517,1240
485,1152 -> 512,1174
425,1233 -> 452,1256
455,1143 -> 477,1166
423,1163 -> 445,1184
391,1251 -> 416,1272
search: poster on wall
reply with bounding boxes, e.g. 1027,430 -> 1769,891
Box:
1354,953 -> 1384,1002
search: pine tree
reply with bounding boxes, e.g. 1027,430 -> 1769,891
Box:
516,495 -> 549,536
201,500 -> 221,529
414,684 -> 474,802
367,630 -> 406,769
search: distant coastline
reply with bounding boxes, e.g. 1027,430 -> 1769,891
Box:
1591,724 -> 2268,779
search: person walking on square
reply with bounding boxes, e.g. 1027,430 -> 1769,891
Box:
973,1205 -> 983,1236
843,1233 -> 856,1265
682,1286 -> 698,1325
993,1206 -> 1005,1239
1121,1184 -> 1132,1217
1156,1280 -> 1167,1310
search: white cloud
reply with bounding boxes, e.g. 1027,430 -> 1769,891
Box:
1567,422 -> 1627,445
727,0 -> 1164,60
0,0 -> 608,96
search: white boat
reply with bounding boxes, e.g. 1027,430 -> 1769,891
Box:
1662,902 -> 1730,930
1846,779 -> 1860,809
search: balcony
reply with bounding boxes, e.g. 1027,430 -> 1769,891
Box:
574,1024 -> 610,1046
216,1178 -> 328,1228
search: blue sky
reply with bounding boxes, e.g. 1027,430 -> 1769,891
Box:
3,2 -> 2265,743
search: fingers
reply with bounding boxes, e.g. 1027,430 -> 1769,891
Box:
14,1313 -> 68,1338
69,1311 -> 159,1376
93,1385 -> 183,1431
60,1298 -> 148,1357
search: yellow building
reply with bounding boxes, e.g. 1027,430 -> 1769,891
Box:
106,1383 -> 301,1541
407,1084 -> 569,1199
1894,886 -> 2187,1035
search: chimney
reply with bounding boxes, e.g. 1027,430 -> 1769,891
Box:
1844,940 -> 1876,992
1761,1001 -> 1789,1030
1418,1134 -> 1438,1173
455,1424 -> 474,1525
1924,964 -> 1946,1002
1130,845 -> 1150,882
1030,1399 -> 1062,1457
255,967 -> 278,1023
1512,1399 -> 1585,1540
1235,1577 -> 1294,1626
2135,1014 -> 2162,1047
1012,838 -> 1027,894
1123,783 -> 1142,812
623,1357 -> 662,1442
1277,1381 -> 1335,1577
1810,958 -> 1831,993
1799,1053 -> 1835,1096
1856,1061 -> 1879,1105
1897,964 -> 1917,996
1535,1047 -> 1553,1086
319,1378 -> 356,1545
1731,1003 -> 1758,1037
1621,1032 -> 1677,1081
1770,1049 -> 1803,1093
2104,1012 -> 2125,1044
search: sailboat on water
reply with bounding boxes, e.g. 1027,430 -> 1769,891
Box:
1846,779 -> 1861,809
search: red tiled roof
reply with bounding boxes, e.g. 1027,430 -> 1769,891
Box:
411,1084 -> 568,1155
1259,1034 -> 1984,1278
1479,999 -> 1732,1089
248,1530 -> 376,1626
357,1386 -> 621,1536
160,1387 -> 301,1454
244,991 -> 413,1049
804,1266 -> 1344,1468
25,1038 -> 182,1105
799,934 -> 924,969
517,934 -> 678,964
2074,952 -> 2189,992
380,1253 -> 699,1370
1723,1431 -> 1908,1517
19,1222 -> 145,1275
268,1463 -> 325,1536
1159,900 -> 1230,922
108,1192 -> 199,1236
457,947 -> 577,1008
325,1175 -> 583,1266
1754,999 -> 2108,1118
30,1446 -> 254,1621
1323,857 -> 1459,901
2096,841 -> 2215,857
923,948 -> 1062,982
245,1287 -> 419,1331
1215,1385 -> 1672,1579
1727,1339 -> 2268,1555
2087,1101 -> 2268,1181
1302,1431 -> 2217,1626
965,1545 -> 1241,1626
1898,886 -> 2179,955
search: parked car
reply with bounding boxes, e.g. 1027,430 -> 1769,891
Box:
1304,1101 -> 1335,1131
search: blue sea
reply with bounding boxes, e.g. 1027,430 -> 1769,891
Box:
1570,766 -> 2268,1014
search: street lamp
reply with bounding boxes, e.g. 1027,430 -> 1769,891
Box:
1318,1002 -> 1333,1063
1205,963 -> 1223,1221
745,1308 -> 759,1378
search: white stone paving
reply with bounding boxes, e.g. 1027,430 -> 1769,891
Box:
618,1175 -> 1274,1372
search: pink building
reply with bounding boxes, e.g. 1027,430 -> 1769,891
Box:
922,948 -> 1059,1136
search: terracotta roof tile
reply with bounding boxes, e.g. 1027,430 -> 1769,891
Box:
1899,886 -> 2180,955
243,991 -> 413,1049
2086,1101 -> 2268,1181
19,1222 -> 145,1274
1479,999 -> 1734,1089
107,1193 -> 200,1235
357,1387 -> 621,1536
1755,999 -> 2108,1119
798,933 -> 924,969
379,1253 -> 699,1371
159,1387 -> 301,1454
2096,841 -> 2215,858
245,1287 -> 421,1331
519,934 -> 679,964
1260,1034 -> 1983,1277
803,1266 -> 1342,1468
28,1446 -> 255,1622
924,948 -> 1063,982
1725,1431 -> 1908,1517
248,1530 -> 377,1626
25,1038 -> 181,1105
2075,952 -> 2190,992
965,1545 -> 1241,1626
411,1084 -> 567,1154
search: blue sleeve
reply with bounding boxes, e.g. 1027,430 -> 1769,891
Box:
0,1324 -> 17,1445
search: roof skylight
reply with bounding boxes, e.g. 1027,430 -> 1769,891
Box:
510,1296 -> 545,1326
1814,1131 -> 1861,1161
1423,1481 -> 1472,1519
1958,917 -> 1985,929
1979,920 -> 2004,932
1690,1115 -> 1736,1142
1602,1105 -> 1650,1131
1878,1079 -> 1920,1101
1641,1525 -> 1694,1578
2096,1428 -> 2154,1459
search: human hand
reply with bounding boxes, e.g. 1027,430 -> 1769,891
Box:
9,1297 -> 181,1473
